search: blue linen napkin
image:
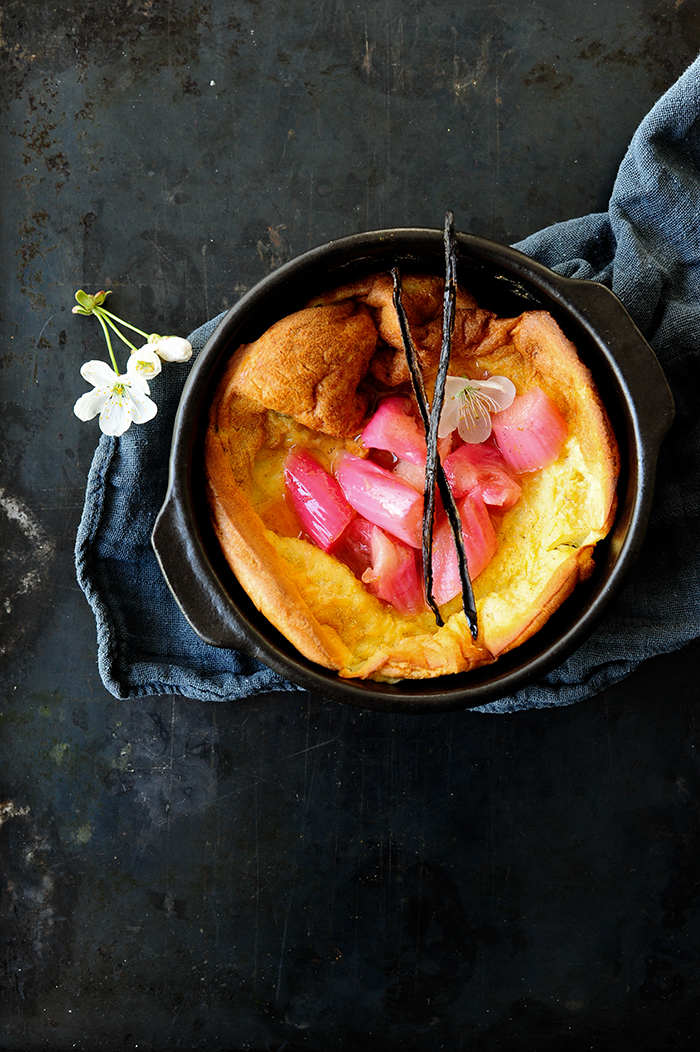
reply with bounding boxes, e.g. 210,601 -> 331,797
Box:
75,57 -> 700,712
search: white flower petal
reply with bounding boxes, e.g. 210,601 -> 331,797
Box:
153,336 -> 192,362
98,391 -> 134,436
475,376 -> 516,411
80,359 -> 119,388
128,347 -> 162,382
458,407 -> 494,444
74,389 -> 108,421
125,385 -> 158,424
126,371 -> 151,395
443,376 -> 469,401
438,378 -> 469,439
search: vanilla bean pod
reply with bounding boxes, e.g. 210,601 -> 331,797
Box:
391,227 -> 478,637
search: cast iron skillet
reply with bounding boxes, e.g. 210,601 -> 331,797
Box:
152,228 -> 674,713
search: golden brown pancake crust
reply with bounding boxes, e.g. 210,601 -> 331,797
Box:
205,272 -> 620,681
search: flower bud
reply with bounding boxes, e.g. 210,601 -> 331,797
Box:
152,336 -> 193,362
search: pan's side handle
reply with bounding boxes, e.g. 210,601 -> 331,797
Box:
553,277 -> 675,451
152,489 -> 255,653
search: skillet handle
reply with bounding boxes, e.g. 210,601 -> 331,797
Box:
554,277 -> 675,449
152,489 -> 256,654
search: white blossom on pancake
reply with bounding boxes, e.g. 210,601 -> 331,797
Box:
438,375 -> 516,444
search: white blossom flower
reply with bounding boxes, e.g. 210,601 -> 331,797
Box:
73,360 -> 157,437
127,346 -> 163,381
147,335 -> 193,362
71,292 -> 192,435
438,375 -> 516,444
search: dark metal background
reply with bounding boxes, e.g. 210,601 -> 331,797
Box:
2,2 -> 700,1049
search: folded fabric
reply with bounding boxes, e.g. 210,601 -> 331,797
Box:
75,57 -> 700,712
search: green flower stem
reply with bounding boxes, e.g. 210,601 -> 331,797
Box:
95,309 -> 137,351
95,311 -> 120,375
96,307 -> 150,341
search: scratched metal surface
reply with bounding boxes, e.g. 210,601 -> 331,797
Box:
2,1 -> 700,1049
